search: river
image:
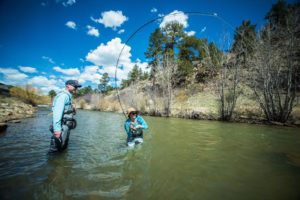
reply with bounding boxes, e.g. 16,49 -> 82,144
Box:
0,108 -> 300,200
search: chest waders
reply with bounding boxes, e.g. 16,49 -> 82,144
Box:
127,121 -> 143,145
49,93 -> 77,153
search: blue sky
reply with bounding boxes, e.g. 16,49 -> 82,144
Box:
0,0 -> 297,93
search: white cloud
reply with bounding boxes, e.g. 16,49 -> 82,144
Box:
0,68 -> 28,83
86,37 -> 148,82
86,37 -> 131,68
53,66 -> 80,76
135,60 -> 149,73
186,30 -> 196,36
28,76 -> 56,86
91,10 -> 128,30
118,29 -> 125,34
27,76 -> 61,94
57,65 -> 102,85
86,25 -> 99,37
151,8 -> 158,13
42,56 -> 55,64
201,26 -> 207,33
160,10 -> 188,28
0,67 -> 64,93
19,66 -> 38,73
65,21 -> 76,29
62,0 -> 76,7
78,65 -> 102,84
158,13 -> 164,18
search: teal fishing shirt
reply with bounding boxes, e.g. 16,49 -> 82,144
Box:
124,115 -> 148,136
52,89 -> 72,132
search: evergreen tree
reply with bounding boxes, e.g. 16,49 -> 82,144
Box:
129,64 -> 140,82
178,36 -> 202,61
98,72 -> 110,93
141,71 -> 149,80
48,90 -> 56,100
265,0 -> 289,29
121,79 -> 130,89
162,22 -> 186,57
77,86 -> 93,96
145,28 -> 164,86
208,42 -> 222,68
232,20 -> 257,66
177,36 -> 202,85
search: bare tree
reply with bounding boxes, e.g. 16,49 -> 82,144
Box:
249,7 -> 300,123
156,54 -> 177,117
209,34 -> 242,121
217,52 -> 242,121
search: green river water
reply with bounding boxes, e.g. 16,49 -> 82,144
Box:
0,108 -> 300,200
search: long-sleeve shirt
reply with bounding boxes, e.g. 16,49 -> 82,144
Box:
52,90 -> 72,132
124,115 -> 148,136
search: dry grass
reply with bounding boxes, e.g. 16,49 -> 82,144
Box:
291,105 -> 300,120
9,86 -> 50,106
74,80 -> 300,123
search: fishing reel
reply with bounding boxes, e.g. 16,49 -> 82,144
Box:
65,118 -> 77,129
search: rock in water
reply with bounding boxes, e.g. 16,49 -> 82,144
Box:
0,123 -> 8,132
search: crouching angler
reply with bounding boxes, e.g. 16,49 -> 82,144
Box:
49,80 -> 81,153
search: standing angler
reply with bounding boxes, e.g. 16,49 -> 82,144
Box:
124,107 -> 148,147
49,80 -> 81,153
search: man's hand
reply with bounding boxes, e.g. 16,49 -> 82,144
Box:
72,104 -> 77,114
54,131 -> 62,138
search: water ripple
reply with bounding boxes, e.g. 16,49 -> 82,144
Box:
1,109 -> 300,200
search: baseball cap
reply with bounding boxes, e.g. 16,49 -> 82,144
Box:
65,80 -> 82,88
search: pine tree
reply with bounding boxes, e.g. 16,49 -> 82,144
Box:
129,64 -> 140,82
98,72 -> 110,93
162,22 -> 186,58
177,36 -> 202,85
232,20 -> 257,66
145,28 -> 164,86
48,90 -> 56,101
265,0 -> 288,29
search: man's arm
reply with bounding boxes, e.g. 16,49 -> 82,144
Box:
124,121 -> 131,135
53,94 -> 68,134
137,116 -> 148,129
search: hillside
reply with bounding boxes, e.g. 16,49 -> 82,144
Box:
75,79 -> 300,126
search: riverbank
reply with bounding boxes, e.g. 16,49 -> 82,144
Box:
0,95 -> 37,131
75,81 -> 300,127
